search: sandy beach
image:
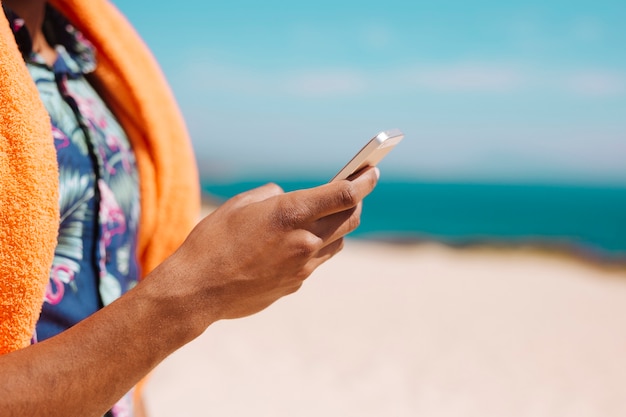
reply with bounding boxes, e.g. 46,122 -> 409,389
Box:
144,238 -> 626,417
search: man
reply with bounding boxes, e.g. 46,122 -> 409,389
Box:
0,1 -> 379,416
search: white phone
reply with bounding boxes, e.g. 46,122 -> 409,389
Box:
330,128 -> 404,182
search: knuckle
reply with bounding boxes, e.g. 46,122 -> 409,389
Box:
273,199 -> 310,229
264,182 -> 284,194
338,182 -> 358,207
272,201 -> 298,229
226,192 -> 246,208
291,234 -> 321,258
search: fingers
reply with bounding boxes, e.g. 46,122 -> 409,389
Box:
304,237 -> 345,272
287,166 -> 379,222
266,167 -> 376,251
308,203 -> 361,242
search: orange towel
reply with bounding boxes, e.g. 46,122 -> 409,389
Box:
0,0 -> 201,355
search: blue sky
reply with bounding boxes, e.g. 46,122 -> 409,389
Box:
112,0 -> 626,184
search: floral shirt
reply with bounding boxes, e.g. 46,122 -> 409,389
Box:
5,5 -> 141,417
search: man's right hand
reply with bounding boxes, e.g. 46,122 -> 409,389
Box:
0,166 -> 378,417
160,166 -> 379,331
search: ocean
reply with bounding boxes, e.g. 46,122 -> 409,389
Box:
202,179 -> 626,261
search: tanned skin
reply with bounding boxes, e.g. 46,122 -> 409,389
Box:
0,11 -> 379,410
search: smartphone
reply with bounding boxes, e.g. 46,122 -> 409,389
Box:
330,128 -> 404,182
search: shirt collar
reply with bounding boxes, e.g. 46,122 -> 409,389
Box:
3,4 -> 96,75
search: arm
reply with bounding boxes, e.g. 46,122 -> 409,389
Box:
0,167 -> 379,417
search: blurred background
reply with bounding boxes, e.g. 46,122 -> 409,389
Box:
115,0 -> 626,259
108,2 -> 626,416
113,0 -> 626,260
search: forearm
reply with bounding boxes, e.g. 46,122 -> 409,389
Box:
0,171 -> 378,417
0,260 -> 205,417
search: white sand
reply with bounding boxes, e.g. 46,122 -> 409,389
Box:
144,240 -> 626,417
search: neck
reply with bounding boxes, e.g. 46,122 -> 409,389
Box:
4,0 -> 57,65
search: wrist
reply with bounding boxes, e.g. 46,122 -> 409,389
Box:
137,255 -> 217,345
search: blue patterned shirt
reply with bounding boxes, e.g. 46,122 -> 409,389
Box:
5,5 -> 141,416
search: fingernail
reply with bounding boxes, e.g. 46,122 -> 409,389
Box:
374,167 -> 380,179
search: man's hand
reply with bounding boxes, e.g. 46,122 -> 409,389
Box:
0,167 -> 378,417
164,166 -> 379,327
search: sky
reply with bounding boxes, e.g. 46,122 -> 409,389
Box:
112,0 -> 626,184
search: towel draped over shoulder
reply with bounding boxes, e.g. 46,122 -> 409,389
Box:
0,0 -> 200,355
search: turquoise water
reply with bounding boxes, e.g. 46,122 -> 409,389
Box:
202,180 -> 626,260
